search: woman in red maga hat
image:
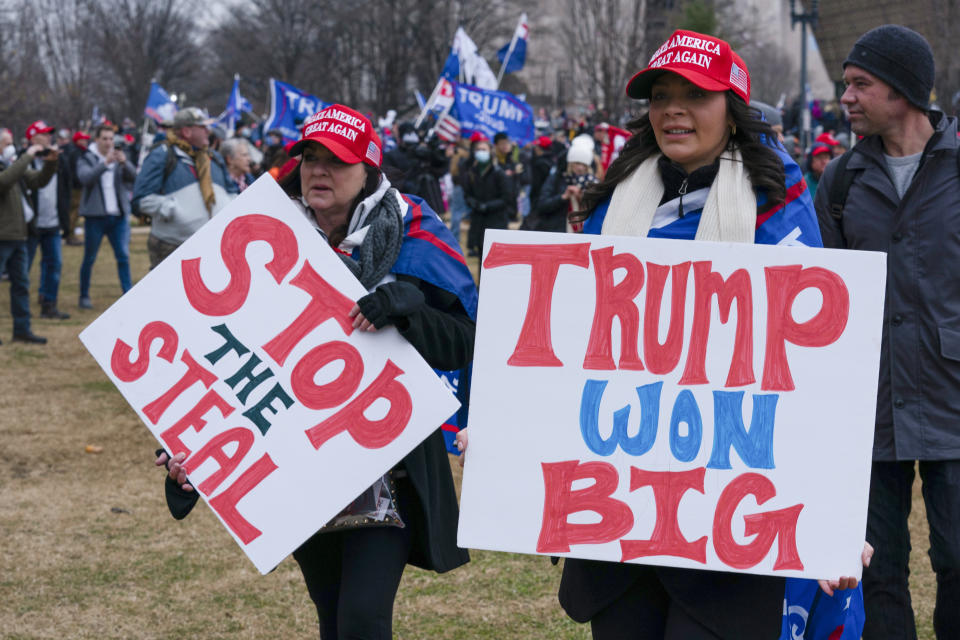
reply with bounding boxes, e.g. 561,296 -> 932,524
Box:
157,104 -> 477,638
557,30 -> 873,640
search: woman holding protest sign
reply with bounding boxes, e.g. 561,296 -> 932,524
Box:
561,29 -> 871,640
457,29 -> 871,640
157,103 -> 478,639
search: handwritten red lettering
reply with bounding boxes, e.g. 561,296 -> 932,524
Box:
181,214 -> 299,316
536,460 -> 634,553
110,321 -> 179,382
762,266 -> 849,391
484,242 -> 591,367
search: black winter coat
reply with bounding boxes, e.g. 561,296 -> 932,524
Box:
815,112 -> 960,461
462,161 -> 514,226
528,168 -> 568,233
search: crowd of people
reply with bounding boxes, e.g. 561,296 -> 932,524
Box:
1,20 -> 957,640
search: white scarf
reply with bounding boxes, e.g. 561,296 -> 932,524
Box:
601,149 -> 757,243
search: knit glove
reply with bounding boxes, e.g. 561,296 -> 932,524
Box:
356,281 -> 426,330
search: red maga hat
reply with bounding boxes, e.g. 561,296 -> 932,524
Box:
535,135 -> 552,149
289,104 -> 382,168
469,131 -> 488,143
25,120 -> 54,141
811,144 -> 832,157
815,132 -> 840,146
72,131 -> 91,143
626,29 -> 750,103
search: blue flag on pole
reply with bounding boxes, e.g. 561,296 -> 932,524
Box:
451,82 -> 535,146
497,13 -> 529,75
262,78 -> 329,144
144,82 -> 178,124
218,75 -> 253,133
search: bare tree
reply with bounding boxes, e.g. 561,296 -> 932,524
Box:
87,0 -> 203,119
562,0 -> 648,114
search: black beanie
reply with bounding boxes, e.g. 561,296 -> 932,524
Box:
843,25 -> 934,110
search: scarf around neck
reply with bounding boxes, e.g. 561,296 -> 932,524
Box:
601,149 -> 757,243
167,131 -> 216,213
302,176 -> 405,290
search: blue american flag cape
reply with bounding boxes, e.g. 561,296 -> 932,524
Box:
383,194 -> 477,453
581,144 -> 865,639
582,146 -> 823,247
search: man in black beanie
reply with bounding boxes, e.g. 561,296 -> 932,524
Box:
815,24 -> 960,640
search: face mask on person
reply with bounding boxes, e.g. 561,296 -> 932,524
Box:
474,150 -> 490,164
1,145 -> 14,161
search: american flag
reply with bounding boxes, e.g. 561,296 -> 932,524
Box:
729,61 -> 749,97
435,113 -> 461,142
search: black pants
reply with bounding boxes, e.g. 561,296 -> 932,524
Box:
589,569 -> 722,640
293,482 -> 414,639
862,460 -> 960,640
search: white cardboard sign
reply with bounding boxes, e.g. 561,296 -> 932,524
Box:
80,176 -> 460,574
459,229 -> 886,580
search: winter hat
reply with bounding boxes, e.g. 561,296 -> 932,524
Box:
290,104 -> 382,168
843,25 -> 934,110
566,134 -> 594,166
626,29 -> 750,103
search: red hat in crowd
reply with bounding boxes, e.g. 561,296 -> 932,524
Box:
469,131 -> 488,143
289,104 -> 382,168
811,144 -> 832,157
25,120 -> 55,141
815,132 -> 840,146
535,135 -> 552,149
626,29 -> 751,103
72,130 -> 91,143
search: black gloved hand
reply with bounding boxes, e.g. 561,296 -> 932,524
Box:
465,196 -> 479,210
356,281 -> 426,330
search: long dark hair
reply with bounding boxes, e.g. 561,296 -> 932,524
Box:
573,92 -> 786,226
280,159 -> 381,246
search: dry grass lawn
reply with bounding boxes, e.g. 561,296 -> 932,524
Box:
0,224 -> 937,639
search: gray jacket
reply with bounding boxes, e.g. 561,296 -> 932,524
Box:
76,150 -> 136,217
815,111 -> 960,461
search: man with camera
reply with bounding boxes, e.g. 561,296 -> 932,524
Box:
382,121 -> 447,214
0,125 -> 58,344
22,120 -> 72,320
75,123 -> 137,310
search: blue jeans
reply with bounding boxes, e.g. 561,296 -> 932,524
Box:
0,240 -> 32,333
27,227 -> 62,302
80,215 -> 132,299
448,185 -> 468,244
862,460 -> 960,639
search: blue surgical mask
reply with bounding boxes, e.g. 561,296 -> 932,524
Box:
474,150 -> 490,164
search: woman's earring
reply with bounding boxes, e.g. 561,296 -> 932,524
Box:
731,124 -> 737,136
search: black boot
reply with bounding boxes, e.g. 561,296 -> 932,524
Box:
41,300 -> 70,319
12,330 -> 47,344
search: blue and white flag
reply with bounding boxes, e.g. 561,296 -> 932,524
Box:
144,82 -> 178,124
497,13 -> 528,75
780,580 -> 865,640
451,82 -> 535,146
218,74 -> 253,134
440,27 -> 498,90
263,78 -> 329,144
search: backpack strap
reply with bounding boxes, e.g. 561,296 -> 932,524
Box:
824,147 -> 865,249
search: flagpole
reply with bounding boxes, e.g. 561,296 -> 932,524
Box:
496,17 -> 522,89
229,73 -> 240,136
415,78 -> 445,129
